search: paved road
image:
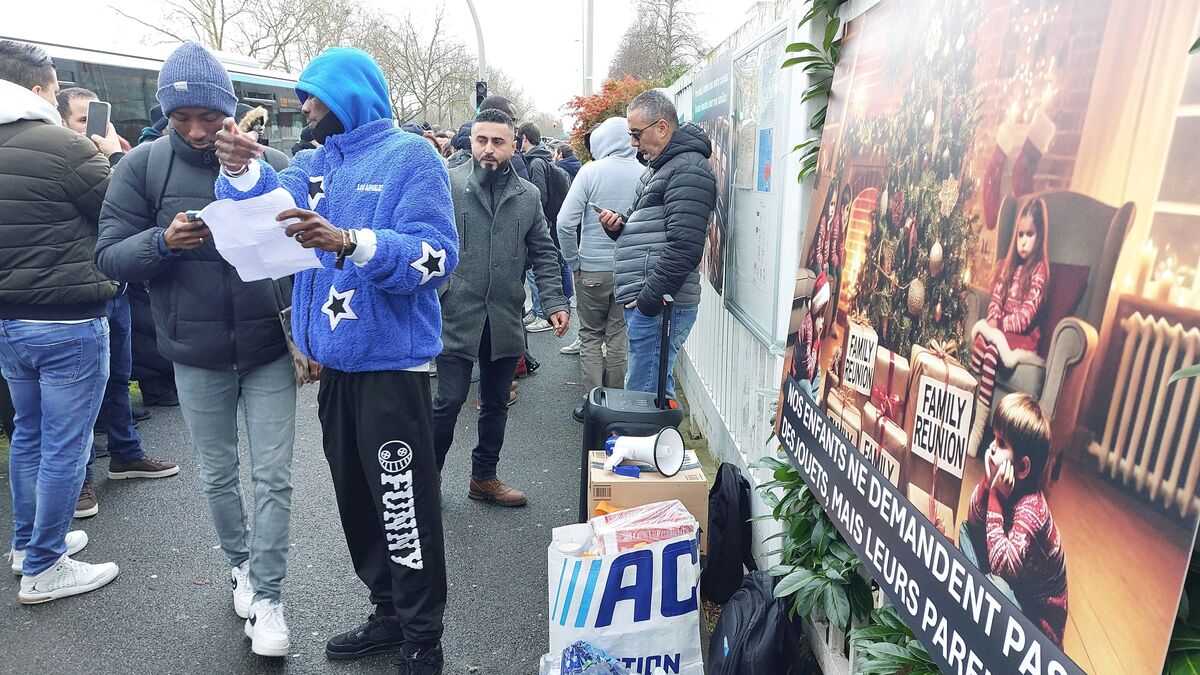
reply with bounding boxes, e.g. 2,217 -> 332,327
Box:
0,328 -> 587,675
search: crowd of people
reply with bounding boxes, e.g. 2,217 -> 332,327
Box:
0,38 -> 716,675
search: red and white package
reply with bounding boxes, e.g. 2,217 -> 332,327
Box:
590,500 -> 698,555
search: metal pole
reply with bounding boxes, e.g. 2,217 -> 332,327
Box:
466,0 -> 487,108
582,0 -> 594,95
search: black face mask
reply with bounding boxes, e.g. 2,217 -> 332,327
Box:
311,112 -> 345,144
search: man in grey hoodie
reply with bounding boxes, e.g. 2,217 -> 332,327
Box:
557,117 -> 641,421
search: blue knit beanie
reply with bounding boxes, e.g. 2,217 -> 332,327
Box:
156,42 -> 237,117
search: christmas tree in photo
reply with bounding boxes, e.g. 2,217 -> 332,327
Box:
842,0 -> 983,362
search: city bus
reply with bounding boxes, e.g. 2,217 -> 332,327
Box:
2,37 -> 303,152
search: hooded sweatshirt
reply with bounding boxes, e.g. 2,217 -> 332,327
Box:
216,48 -> 459,373
557,117 -> 642,273
0,80 -> 116,320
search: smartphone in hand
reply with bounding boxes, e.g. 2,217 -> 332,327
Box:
588,202 -> 606,214
85,100 -> 111,139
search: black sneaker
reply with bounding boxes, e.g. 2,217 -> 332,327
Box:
396,642 -> 443,675
325,611 -> 405,661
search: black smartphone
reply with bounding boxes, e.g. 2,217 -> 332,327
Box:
588,202 -> 605,214
185,210 -> 203,224
85,100 -> 110,139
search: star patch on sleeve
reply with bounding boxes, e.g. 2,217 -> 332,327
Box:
410,241 -> 447,285
322,286 -> 358,330
309,176 -> 325,210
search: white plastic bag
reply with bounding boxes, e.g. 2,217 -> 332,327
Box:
590,500 -> 697,556
547,520 -> 703,675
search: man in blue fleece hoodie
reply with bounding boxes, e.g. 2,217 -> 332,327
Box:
214,48 -> 457,675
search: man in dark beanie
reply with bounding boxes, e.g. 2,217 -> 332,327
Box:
214,46 -> 457,675
95,41 -> 296,658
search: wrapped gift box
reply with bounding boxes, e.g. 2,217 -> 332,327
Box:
841,319 -> 879,399
861,401 -> 908,489
826,386 -> 863,448
870,347 -> 911,428
903,342 -> 979,536
908,483 -> 956,542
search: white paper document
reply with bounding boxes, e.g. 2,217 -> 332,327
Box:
198,188 -> 323,282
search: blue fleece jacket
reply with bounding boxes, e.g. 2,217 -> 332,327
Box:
216,48 -> 458,372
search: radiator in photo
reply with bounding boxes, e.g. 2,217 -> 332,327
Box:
1089,312 -> 1200,517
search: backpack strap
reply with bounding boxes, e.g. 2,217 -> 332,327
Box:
144,135 -> 175,217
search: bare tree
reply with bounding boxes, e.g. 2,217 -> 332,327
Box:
607,0 -> 707,82
114,0 -> 539,131
525,111 -> 565,139
482,66 -> 536,121
112,0 -> 248,51
381,8 -> 477,127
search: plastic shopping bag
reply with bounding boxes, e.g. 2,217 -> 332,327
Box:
547,520 -> 703,675
589,500 -> 697,555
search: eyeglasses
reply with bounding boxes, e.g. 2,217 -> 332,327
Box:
628,118 -> 666,141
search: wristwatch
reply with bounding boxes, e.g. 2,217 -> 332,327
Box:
334,228 -> 358,269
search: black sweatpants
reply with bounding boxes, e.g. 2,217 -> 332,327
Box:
317,367 -> 447,647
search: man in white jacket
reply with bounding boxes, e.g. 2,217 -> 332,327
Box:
557,117 -> 643,422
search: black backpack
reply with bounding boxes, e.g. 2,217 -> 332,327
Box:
532,156 -> 572,235
701,462 -> 757,604
707,571 -> 815,675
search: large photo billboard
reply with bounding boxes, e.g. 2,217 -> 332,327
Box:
779,0 -> 1200,671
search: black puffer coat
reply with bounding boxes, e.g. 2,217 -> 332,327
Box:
95,131 -> 292,371
0,87 -> 117,320
611,122 -> 715,316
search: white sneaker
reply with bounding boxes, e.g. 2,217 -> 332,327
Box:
526,318 -> 553,333
10,531 -> 90,575
231,562 -> 254,619
18,554 -> 119,604
560,337 -> 583,355
244,598 -> 291,657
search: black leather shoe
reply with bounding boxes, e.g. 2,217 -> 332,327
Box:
325,611 -> 405,661
131,405 -> 152,422
572,406 -> 585,423
397,642 -> 443,675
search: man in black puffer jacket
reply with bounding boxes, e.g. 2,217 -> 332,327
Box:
598,89 -> 715,400
95,42 -> 298,656
0,39 -> 123,603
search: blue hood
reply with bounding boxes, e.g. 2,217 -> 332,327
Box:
296,48 -> 391,132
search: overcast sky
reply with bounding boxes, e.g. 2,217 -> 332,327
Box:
4,0 -> 761,116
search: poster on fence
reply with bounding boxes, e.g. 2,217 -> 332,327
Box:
777,0 -> 1200,671
692,52 -> 732,295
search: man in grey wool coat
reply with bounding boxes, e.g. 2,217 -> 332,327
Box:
434,107 -> 569,507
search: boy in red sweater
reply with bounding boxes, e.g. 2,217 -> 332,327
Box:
964,392 -> 1067,647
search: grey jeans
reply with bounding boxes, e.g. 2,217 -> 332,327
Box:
577,270 -> 627,392
174,354 -> 296,601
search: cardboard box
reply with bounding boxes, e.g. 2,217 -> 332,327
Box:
588,451 -> 709,554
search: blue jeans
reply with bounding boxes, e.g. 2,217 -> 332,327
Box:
526,263 -> 574,319
0,318 -> 109,575
174,354 -> 296,601
88,294 -> 145,478
624,304 -> 698,401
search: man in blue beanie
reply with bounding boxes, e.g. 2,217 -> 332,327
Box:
215,47 -> 457,675
96,41 -> 296,657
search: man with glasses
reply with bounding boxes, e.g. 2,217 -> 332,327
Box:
595,90 -> 715,401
